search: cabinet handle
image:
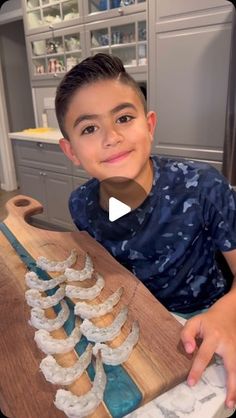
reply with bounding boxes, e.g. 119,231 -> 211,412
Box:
37,142 -> 43,148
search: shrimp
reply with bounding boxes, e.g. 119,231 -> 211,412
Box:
25,286 -> 65,309
65,273 -> 104,300
93,321 -> 140,365
40,344 -> 93,385
34,326 -> 81,355
65,254 -> 94,282
25,271 -> 66,291
36,249 -> 77,272
74,287 -> 123,319
54,353 -> 106,418
29,300 -> 70,331
80,306 -> 128,343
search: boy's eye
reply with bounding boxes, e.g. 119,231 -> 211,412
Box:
81,125 -> 97,135
117,115 -> 134,124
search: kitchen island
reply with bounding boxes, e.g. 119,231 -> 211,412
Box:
9,129 -> 88,231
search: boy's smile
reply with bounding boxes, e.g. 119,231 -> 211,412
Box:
60,79 -> 157,196
102,149 -> 133,164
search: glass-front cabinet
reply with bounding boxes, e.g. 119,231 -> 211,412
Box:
23,0 -> 146,33
27,27 -> 85,79
23,0 -> 147,83
23,0 -> 83,34
84,0 -> 146,22
86,13 -> 147,69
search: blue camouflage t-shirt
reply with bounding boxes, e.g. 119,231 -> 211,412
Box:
69,156 -> 236,313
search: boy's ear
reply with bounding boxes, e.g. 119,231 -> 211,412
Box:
146,111 -> 157,141
59,138 -> 80,166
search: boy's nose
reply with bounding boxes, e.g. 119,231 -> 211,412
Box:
103,124 -> 123,147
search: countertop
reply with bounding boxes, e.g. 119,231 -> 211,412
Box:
9,128 -> 62,144
125,314 -> 235,418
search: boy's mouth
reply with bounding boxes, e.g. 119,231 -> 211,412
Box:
103,150 -> 132,164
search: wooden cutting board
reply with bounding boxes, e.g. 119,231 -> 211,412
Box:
0,195 -> 194,418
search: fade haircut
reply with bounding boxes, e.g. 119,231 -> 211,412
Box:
55,53 -> 147,138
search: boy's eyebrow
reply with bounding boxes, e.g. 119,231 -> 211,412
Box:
111,102 -> 137,114
73,114 -> 97,128
73,102 -> 137,129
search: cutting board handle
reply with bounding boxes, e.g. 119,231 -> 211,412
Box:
5,195 -> 43,222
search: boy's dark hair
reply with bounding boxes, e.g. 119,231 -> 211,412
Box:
55,53 -> 147,138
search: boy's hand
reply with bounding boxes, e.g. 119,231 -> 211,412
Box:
181,292 -> 236,409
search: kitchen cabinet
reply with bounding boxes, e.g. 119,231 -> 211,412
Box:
27,26 -> 86,79
12,138 -> 89,230
83,0 -> 146,23
85,13 -> 147,72
23,0 -> 146,35
17,166 -> 74,228
148,0 -> 233,169
22,0 -> 147,84
23,0 -> 84,35
73,165 -> 90,178
17,165 -> 48,222
44,170 -> 74,227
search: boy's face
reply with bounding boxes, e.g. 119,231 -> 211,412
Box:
60,79 -> 156,187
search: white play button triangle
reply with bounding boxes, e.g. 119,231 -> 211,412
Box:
109,197 -> 131,222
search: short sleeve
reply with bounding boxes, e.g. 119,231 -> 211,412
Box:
199,167 -> 236,251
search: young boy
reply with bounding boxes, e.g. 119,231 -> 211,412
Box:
55,53 -> 236,409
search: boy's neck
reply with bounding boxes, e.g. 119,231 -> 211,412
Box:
99,158 -> 153,211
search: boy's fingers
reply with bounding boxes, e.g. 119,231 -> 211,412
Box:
187,338 -> 215,385
226,372 -> 236,409
180,317 -> 201,353
223,349 -> 236,408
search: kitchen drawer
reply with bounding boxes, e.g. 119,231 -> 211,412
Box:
13,140 -> 72,175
